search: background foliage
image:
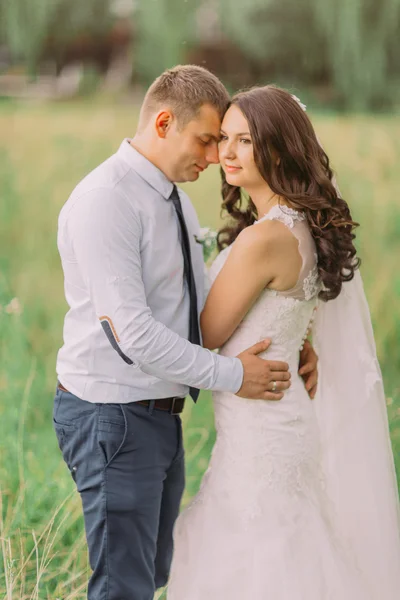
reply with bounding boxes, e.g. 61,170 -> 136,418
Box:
0,0 -> 399,109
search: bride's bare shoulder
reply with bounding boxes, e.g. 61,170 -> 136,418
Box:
234,218 -> 299,257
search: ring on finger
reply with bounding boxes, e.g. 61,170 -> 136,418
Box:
271,381 -> 277,392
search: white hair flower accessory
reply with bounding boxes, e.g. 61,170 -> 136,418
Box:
291,94 -> 307,112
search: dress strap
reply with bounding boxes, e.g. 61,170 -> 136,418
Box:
255,204 -> 306,229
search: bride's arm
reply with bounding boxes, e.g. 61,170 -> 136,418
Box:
200,221 -> 299,350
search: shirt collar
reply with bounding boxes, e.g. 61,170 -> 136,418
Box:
117,139 -> 174,199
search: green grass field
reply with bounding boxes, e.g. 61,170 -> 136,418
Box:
1,99 -> 399,598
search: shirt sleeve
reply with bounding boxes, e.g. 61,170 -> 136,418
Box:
67,188 -> 244,394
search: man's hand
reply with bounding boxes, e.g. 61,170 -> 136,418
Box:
236,339 -> 291,401
299,339 -> 318,399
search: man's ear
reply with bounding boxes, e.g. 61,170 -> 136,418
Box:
155,110 -> 174,138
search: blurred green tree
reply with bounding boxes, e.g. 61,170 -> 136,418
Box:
314,0 -> 400,109
0,0 -> 399,108
0,0 -> 60,76
0,0 -> 112,77
216,0 -> 400,109
134,0 -> 198,86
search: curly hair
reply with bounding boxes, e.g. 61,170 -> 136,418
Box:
217,85 -> 360,302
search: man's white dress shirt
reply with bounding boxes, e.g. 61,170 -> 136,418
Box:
56,139 -> 244,403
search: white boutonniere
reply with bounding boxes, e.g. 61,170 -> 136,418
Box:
194,227 -> 218,262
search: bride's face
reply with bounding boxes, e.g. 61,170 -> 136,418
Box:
219,104 -> 266,190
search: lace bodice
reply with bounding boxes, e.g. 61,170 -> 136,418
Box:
185,204 -> 325,522
208,204 -> 321,366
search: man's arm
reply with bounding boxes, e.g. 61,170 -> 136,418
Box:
66,188 -> 243,393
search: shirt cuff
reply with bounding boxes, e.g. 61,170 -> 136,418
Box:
212,356 -> 244,394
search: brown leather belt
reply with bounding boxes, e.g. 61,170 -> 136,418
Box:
57,382 -> 70,393
137,397 -> 185,415
57,382 -> 185,415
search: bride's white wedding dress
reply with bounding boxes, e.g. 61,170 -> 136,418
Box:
167,205 -> 400,599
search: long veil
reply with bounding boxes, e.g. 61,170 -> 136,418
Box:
312,269 -> 400,595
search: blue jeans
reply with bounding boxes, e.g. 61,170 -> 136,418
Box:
53,387 -> 185,600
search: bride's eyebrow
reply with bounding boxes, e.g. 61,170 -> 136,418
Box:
220,129 -> 251,136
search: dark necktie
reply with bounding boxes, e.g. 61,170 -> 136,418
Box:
169,185 -> 200,402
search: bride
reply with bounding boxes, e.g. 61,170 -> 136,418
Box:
167,85 -> 400,599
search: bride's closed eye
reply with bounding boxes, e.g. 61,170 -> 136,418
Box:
219,135 -> 252,144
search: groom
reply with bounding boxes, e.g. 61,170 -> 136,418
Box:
54,65 -> 318,600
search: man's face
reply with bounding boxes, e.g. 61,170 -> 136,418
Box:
164,103 -> 222,183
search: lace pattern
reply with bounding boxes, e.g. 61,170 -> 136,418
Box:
256,204 -> 306,228
199,209 -> 324,526
303,263 -> 321,300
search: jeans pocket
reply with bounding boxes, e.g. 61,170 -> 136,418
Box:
54,416 -> 77,442
53,420 -> 79,480
97,404 -> 127,467
53,390 -> 94,428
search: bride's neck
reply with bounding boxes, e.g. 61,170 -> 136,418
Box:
244,184 -> 290,219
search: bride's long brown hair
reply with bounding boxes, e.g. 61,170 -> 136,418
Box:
218,85 -> 360,302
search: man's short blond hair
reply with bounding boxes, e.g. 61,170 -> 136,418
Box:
139,65 -> 230,130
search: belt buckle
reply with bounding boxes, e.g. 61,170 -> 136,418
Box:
169,396 -> 183,415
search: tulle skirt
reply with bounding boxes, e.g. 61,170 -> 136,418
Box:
167,389 -> 372,600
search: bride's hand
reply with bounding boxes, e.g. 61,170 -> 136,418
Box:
298,340 -> 318,399
236,339 -> 291,401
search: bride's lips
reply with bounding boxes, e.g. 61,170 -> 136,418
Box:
224,164 -> 242,173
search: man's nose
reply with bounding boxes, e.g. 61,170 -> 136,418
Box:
205,142 -> 219,165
